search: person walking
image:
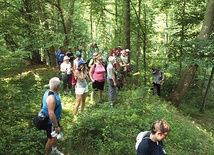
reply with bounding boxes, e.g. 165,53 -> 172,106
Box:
136,119 -> 171,155
60,56 -> 72,94
73,60 -> 88,120
107,56 -> 117,107
89,56 -> 106,103
151,66 -> 164,96
42,77 -> 64,155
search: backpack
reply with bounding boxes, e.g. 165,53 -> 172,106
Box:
33,91 -> 59,130
86,58 -> 94,69
135,131 -> 150,150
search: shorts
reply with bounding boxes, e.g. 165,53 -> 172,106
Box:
75,86 -> 88,95
92,81 -> 105,91
122,71 -> 127,77
46,122 -> 60,138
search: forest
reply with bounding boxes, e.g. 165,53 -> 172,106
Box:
0,0 -> 214,154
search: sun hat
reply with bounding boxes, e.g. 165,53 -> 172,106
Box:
125,49 -> 130,52
63,56 -> 70,61
93,52 -> 99,58
78,59 -> 86,66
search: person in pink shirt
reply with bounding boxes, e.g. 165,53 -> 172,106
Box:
89,56 -> 106,103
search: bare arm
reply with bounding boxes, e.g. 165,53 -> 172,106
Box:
89,66 -> 95,82
119,61 -> 129,67
46,95 -> 61,132
110,68 -> 117,86
74,70 -> 84,81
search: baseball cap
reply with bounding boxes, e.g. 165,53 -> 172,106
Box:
78,60 -> 86,66
76,52 -> 82,57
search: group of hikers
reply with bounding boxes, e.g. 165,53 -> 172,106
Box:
42,43 -> 167,155
55,44 -> 132,109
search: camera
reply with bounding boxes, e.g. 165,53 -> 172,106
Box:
152,66 -> 159,73
152,68 -> 157,73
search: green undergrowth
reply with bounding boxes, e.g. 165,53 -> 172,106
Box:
0,66 -> 213,155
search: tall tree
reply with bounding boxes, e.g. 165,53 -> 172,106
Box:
65,0 -> 75,46
123,0 -> 131,53
167,0 -> 214,106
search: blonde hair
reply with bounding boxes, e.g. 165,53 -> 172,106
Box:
151,119 -> 170,134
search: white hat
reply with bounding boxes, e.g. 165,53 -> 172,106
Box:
125,49 -> 130,52
93,52 -> 99,58
63,56 -> 70,61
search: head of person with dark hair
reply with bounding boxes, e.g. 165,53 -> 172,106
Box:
58,46 -> 63,51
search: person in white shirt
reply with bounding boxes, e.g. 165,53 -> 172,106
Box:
60,56 -> 72,94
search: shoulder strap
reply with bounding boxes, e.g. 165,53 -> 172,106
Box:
160,71 -> 163,79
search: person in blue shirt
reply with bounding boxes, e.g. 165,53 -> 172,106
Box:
56,46 -> 65,78
43,77 -> 64,155
137,119 -> 171,155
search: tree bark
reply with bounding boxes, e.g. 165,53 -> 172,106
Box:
200,67 -> 214,113
123,0 -> 131,62
65,0 -> 75,46
135,0 -> 142,73
167,64 -> 198,106
198,0 -> 214,40
167,0 -> 214,106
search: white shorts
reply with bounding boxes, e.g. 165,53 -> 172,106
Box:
75,86 -> 88,95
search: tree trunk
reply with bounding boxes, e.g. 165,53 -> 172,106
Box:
90,2 -> 93,42
167,0 -> 214,105
198,0 -> 214,40
200,67 -> 214,113
55,0 -> 68,47
142,4 -> 147,85
123,0 -> 131,61
167,64 -> 198,106
135,0 -> 142,72
65,0 -> 75,46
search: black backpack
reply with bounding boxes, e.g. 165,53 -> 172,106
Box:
86,58 -> 93,69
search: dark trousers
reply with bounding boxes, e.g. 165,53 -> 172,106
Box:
62,74 -> 72,91
153,83 -> 161,96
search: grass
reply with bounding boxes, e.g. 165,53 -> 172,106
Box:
1,65 -> 213,155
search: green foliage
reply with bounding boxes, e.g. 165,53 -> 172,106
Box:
65,88 -> 214,155
0,61 -> 213,154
